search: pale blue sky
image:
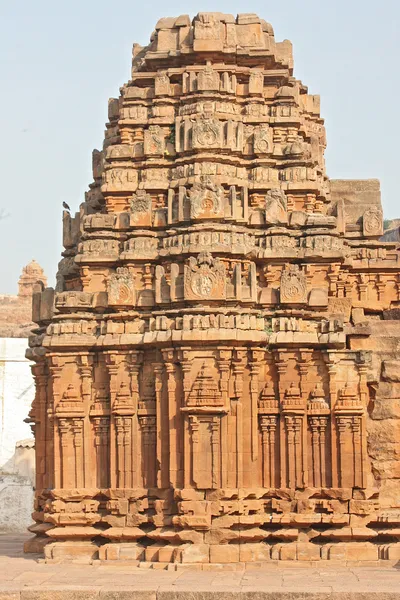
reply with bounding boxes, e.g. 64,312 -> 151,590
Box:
0,0 -> 399,294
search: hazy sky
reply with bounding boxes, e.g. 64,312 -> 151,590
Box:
0,0 -> 399,294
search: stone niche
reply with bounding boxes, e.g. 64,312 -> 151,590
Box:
26,13 -> 400,565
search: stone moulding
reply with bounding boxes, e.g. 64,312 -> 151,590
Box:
26,12 -> 400,565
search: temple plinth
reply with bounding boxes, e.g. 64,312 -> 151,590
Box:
26,13 -> 400,564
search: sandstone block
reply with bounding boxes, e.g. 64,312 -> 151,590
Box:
209,544 -> 240,563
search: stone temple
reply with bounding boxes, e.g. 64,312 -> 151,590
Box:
27,13 -> 400,564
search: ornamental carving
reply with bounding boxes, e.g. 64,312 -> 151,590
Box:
265,188 -> 288,224
144,125 -> 165,156
28,12 -> 400,566
130,190 -> 152,225
188,177 -> 224,219
154,71 -> 170,96
197,64 -> 220,91
254,125 -> 270,154
363,206 -> 383,236
184,252 -> 226,300
192,115 -> 222,148
107,267 -> 136,307
280,264 -> 307,304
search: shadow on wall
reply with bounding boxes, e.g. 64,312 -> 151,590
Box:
0,439 -> 35,533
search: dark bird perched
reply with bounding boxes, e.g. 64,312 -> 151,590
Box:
62,202 -> 71,211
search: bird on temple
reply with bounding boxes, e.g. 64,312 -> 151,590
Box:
62,201 -> 71,212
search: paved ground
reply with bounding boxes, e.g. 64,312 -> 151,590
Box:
0,534 -> 400,598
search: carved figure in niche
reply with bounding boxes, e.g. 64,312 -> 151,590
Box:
265,188 -> 288,225
197,64 -> 220,91
192,115 -> 222,148
184,252 -> 226,300
249,70 -> 264,94
193,12 -> 222,42
363,206 -> 383,236
254,125 -> 270,154
188,176 -> 224,219
144,125 -> 165,156
154,71 -> 170,96
130,190 -> 152,225
107,267 -> 136,307
280,264 -> 307,304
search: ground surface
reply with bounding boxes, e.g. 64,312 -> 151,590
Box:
1,534 -> 400,599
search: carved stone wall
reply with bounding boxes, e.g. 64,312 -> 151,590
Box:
26,13 -> 400,564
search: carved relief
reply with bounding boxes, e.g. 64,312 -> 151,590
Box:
188,177 -> 224,219
184,252 -> 226,300
253,125 -> 270,154
28,12 -> 400,565
144,125 -> 165,156
280,264 -> 307,303
265,189 -> 288,225
154,71 -> 171,96
102,167 -> 138,192
197,64 -> 220,91
130,190 -> 152,225
192,115 -> 222,148
363,206 -> 383,236
107,267 -> 136,307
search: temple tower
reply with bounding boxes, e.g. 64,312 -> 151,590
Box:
27,13 -> 400,563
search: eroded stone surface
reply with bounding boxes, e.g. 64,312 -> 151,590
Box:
26,13 -> 400,563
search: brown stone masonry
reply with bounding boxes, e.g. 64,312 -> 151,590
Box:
26,13 -> 400,564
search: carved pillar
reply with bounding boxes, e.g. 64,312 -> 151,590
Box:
298,350 -> 313,488
30,362 -> 48,490
259,415 -> 278,488
49,356 -> 63,489
281,377 -> 305,489
324,352 -> 339,487
105,353 -> 119,488
335,384 -> 364,489
71,418 -> 84,488
139,416 -> 157,487
180,349 -> 193,489
210,417 -> 220,488
217,348 -> 232,487
161,348 -> 176,487
128,351 -> 142,488
77,354 -> 94,488
93,417 -> 110,488
249,349 -> 264,464
309,415 -> 329,487
358,274 -> 368,302
274,350 -> 289,488
58,418 -> 72,488
153,361 -> 164,487
188,415 -> 200,487
356,352 -> 370,488
336,415 -> 353,488
232,348 -> 247,487
115,416 -> 126,487
105,352 -> 134,488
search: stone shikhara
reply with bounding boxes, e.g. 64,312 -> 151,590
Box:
26,13 -> 400,564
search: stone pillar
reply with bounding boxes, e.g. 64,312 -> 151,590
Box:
232,348 -> 247,488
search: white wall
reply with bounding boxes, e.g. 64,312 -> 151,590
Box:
0,338 -> 34,467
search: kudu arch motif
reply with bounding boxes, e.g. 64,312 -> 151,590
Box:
27,12 -> 400,564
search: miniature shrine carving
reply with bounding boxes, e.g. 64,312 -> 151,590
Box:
26,13 -> 400,565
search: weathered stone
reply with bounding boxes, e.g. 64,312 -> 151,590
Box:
26,11 -> 400,565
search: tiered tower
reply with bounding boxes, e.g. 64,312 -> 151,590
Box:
27,13 -> 400,564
